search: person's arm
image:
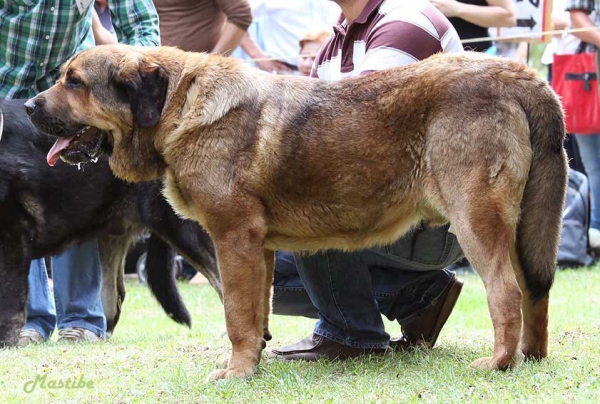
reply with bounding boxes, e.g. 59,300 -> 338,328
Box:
430,0 -> 516,28
553,16 -> 569,32
91,8 -> 118,45
569,9 -> 600,48
240,32 -> 292,73
212,0 -> 253,55
107,0 -> 161,46
212,22 -> 247,55
240,0 -> 291,72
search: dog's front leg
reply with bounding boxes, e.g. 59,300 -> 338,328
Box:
0,232 -> 32,346
99,230 -> 138,337
208,225 -> 269,381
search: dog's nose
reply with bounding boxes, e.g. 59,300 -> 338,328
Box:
24,99 -> 37,115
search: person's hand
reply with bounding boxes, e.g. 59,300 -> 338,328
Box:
430,0 -> 462,18
91,8 -> 117,45
241,33 -> 294,74
255,58 -> 293,74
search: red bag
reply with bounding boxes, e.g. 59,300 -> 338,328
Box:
552,51 -> 600,135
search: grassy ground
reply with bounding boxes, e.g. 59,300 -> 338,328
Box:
1,267 -> 599,404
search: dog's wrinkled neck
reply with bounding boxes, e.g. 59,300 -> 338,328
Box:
110,127 -> 166,182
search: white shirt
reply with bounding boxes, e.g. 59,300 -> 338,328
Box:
314,0 -> 463,81
250,0 -> 341,65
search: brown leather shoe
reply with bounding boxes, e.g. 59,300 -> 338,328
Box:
270,334 -> 388,361
390,274 -> 464,350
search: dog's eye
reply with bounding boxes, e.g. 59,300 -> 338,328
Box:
67,76 -> 83,88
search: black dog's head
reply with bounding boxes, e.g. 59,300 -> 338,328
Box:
25,45 -> 169,168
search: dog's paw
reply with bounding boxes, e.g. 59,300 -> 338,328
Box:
520,350 -> 546,361
215,354 -> 230,369
206,365 -> 256,382
470,354 -> 520,371
519,343 -> 547,361
470,357 -> 504,370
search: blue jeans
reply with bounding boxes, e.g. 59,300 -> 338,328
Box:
272,225 -> 464,349
24,240 -> 106,340
574,134 -> 600,229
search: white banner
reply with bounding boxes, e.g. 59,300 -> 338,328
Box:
493,0 -> 553,43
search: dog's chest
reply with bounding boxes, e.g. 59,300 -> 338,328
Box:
161,171 -> 206,226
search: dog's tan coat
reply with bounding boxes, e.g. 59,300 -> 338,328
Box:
31,45 -> 568,380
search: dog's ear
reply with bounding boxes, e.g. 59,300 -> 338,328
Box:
113,55 -> 169,127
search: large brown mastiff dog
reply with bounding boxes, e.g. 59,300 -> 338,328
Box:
25,45 -> 568,380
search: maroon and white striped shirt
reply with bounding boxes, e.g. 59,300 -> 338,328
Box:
312,0 -> 463,80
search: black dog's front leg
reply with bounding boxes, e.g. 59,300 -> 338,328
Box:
0,204 -> 33,347
98,230 -> 139,338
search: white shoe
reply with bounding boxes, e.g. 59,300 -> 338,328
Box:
589,228 -> 600,249
57,327 -> 102,344
18,329 -> 45,346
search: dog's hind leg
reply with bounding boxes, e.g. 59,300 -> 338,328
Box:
512,153 -> 566,360
509,76 -> 568,361
508,246 -> 549,360
263,249 -> 275,341
519,286 -> 549,360
513,139 -> 567,361
207,215 -> 269,381
449,195 -> 524,370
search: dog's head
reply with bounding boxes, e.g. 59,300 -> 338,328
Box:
26,45 -> 169,177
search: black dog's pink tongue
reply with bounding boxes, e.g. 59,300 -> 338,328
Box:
47,136 -> 74,166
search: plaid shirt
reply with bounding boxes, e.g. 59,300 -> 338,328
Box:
0,0 -> 160,99
566,0 -> 600,52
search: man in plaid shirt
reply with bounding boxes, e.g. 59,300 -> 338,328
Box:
0,0 -> 159,344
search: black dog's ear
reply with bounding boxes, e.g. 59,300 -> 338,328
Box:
113,56 -> 169,127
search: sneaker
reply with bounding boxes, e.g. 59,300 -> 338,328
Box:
589,228 -> 600,249
17,329 -> 45,346
57,327 -> 102,344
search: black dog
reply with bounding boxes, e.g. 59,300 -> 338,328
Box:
0,99 -> 221,346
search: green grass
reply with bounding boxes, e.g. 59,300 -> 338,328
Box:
1,268 -> 599,403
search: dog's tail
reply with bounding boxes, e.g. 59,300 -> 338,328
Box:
515,79 -> 568,302
145,234 -> 192,327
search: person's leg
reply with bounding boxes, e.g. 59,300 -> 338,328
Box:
272,251 -> 319,319
366,225 -> 465,348
270,249 -> 390,360
52,240 -> 106,340
574,134 -> 600,245
293,249 -> 390,349
370,225 -> 464,323
272,251 -> 454,323
270,225 -> 464,359
22,258 -> 56,342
